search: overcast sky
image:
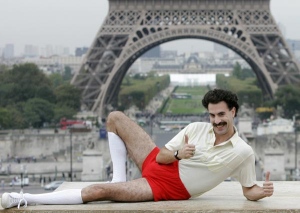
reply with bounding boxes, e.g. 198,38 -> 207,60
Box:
0,0 -> 299,55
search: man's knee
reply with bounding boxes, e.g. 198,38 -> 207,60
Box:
107,111 -> 125,131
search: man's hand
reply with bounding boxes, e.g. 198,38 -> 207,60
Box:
242,171 -> 274,201
263,171 -> 274,197
178,135 -> 195,159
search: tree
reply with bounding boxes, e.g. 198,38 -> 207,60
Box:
0,83 -> 15,107
54,84 -> 81,110
49,73 -> 64,89
63,66 -> 73,82
0,64 -> 9,73
35,85 -> 56,104
232,62 -> 243,80
53,106 -> 77,123
274,85 -> 300,119
0,108 -> 12,129
23,98 -> 54,128
232,62 -> 255,80
0,63 -> 53,106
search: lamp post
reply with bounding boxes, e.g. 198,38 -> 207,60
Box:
20,165 -> 24,192
69,128 -> 73,182
296,131 -> 298,172
294,114 -> 300,179
150,114 -> 155,138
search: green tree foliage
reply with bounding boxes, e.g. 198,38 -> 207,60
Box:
35,85 -> 56,104
0,63 -> 81,129
232,62 -> 255,80
0,64 -> 9,73
216,74 -> 262,108
49,73 -> 65,89
53,106 -> 77,123
274,85 -> 300,119
232,62 -> 243,80
119,75 -> 170,110
54,84 -> 81,110
0,108 -> 12,129
63,66 -> 73,82
0,63 -> 53,106
23,98 -> 54,128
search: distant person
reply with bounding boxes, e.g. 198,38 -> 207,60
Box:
1,89 -> 273,209
10,178 -> 15,189
105,165 -> 111,181
1,180 -> 4,190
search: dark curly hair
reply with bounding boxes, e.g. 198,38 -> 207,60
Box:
202,89 -> 239,117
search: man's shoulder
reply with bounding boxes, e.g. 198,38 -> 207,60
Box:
234,137 -> 254,156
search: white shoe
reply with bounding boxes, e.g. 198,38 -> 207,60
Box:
1,192 -> 28,209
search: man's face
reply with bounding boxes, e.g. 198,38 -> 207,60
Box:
208,101 -> 235,136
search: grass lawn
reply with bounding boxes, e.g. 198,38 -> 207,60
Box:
163,86 -> 209,114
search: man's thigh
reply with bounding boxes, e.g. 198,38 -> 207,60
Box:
82,178 -> 153,202
107,111 -> 156,169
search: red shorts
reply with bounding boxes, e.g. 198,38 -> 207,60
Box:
142,147 -> 191,201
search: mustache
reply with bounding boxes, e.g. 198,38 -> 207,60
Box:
213,122 -> 227,127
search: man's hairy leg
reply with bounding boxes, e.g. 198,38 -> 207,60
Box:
106,111 -> 156,170
81,178 -> 153,202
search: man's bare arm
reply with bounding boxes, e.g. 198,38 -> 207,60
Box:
242,172 -> 274,201
156,146 -> 177,164
156,135 -> 195,164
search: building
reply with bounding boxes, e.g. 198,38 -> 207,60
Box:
141,46 -> 160,58
256,117 -> 294,136
75,47 -> 89,57
22,56 -> 83,75
213,43 -> 229,55
24,45 -> 39,57
3,44 -> 14,59
287,39 -> 300,59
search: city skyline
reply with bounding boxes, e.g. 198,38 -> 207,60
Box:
1,0 -> 300,56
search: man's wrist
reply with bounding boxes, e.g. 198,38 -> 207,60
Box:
174,150 -> 181,160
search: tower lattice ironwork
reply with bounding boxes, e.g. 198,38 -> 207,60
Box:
71,0 -> 300,116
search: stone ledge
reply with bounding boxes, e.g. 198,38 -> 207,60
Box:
1,181 -> 299,212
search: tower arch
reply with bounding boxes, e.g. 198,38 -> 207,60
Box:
71,0 -> 300,116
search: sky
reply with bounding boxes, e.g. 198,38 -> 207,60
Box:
0,0 -> 299,56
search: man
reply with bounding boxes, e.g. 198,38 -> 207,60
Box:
1,89 -> 273,209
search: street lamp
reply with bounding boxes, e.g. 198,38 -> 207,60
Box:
69,128 -> 73,182
150,114 -> 155,138
20,165 -> 24,192
294,114 -> 300,179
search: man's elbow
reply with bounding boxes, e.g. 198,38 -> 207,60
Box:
243,193 -> 259,201
242,185 -> 264,201
243,190 -> 264,201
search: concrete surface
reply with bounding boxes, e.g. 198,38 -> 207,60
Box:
0,181 -> 299,212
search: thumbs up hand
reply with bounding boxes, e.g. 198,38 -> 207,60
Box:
263,171 -> 274,197
178,135 -> 195,159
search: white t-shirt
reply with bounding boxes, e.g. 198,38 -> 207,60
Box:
165,122 -> 256,198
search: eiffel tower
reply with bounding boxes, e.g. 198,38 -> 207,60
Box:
71,0 -> 300,116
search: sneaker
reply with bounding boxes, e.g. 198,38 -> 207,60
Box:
1,192 -> 28,209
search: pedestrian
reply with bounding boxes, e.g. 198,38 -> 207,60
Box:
1,89 -> 274,209
105,165 -> 111,181
1,180 -> 4,190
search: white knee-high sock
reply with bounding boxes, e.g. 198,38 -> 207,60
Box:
24,189 -> 82,205
108,132 -> 127,182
